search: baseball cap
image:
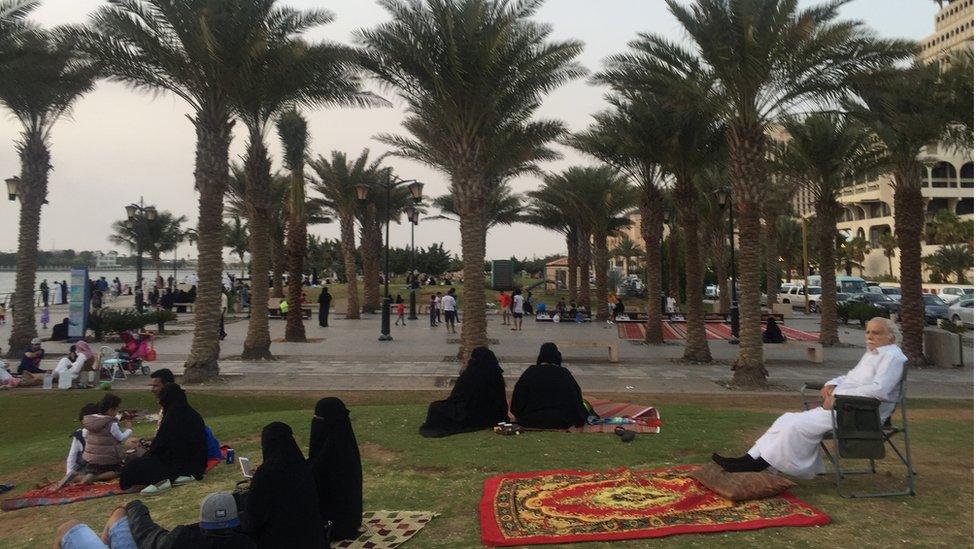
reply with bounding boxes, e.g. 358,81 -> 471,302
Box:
199,492 -> 240,530
30,338 -> 40,345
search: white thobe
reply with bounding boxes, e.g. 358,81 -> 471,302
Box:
748,344 -> 906,479
52,352 -> 90,381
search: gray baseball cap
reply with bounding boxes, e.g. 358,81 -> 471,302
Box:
199,492 -> 240,530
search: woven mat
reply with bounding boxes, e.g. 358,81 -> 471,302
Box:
332,511 -> 437,549
480,465 -> 829,546
2,482 -> 138,512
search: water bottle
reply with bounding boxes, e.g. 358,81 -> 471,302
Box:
42,373 -> 53,390
226,448 -> 235,465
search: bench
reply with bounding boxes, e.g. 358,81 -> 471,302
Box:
764,340 -> 823,363
267,298 -> 312,320
173,302 -> 194,313
554,340 -> 619,363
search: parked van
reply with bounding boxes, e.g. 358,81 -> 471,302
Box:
805,275 -> 867,294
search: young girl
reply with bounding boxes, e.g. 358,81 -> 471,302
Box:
40,305 -> 50,329
394,295 -> 406,326
80,394 -> 132,484
56,402 -> 99,489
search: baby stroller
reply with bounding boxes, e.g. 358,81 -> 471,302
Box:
100,330 -> 156,380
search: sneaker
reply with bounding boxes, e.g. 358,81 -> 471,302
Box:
173,475 -> 196,486
140,480 -> 172,495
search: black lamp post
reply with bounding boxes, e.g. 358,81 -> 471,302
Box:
356,176 -> 424,341
125,198 -> 157,313
718,191 -> 739,343
406,206 -> 421,320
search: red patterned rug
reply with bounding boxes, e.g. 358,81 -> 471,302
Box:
2,482 -> 138,512
479,466 -> 830,546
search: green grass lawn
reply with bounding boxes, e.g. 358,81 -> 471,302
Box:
0,391 -> 971,548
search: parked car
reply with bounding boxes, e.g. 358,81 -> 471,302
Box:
949,297 -> 974,328
847,292 -> 901,318
937,286 -> 974,306
868,286 -> 902,302
704,284 -> 719,298
778,285 -> 819,311
921,294 -> 950,325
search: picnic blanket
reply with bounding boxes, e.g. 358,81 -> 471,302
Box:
479,465 -> 830,546
577,398 -> 662,434
2,481 -> 138,512
618,322 -> 818,343
332,511 -> 437,549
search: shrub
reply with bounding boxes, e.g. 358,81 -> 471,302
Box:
939,319 -> 967,334
837,302 -> 879,327
88,308 -> 176,340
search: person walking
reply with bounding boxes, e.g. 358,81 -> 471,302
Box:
511,289 -> 524,332
318,286 -> 331,327
434,292 -> 443,325
394,295 -> 406,326
499,291 -> 511,326
442,289 -> 457,334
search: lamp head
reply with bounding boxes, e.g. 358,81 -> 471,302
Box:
125,204 -> 138,219
146,206 -> 158,221
718,191 -> 730,208
355,184 -> 369,201
5,176 -> 19,201
408,180 -> 424,202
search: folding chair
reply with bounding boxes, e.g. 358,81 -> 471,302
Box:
801,371 -> 915,498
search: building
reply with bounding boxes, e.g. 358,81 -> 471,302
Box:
920,0 -> 974,64
95,251 -> 119,268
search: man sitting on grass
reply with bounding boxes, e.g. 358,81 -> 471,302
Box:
712,317 -> 905,478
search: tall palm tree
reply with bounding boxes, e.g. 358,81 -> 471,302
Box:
525,186 -> 579,305
762,183 -> 798,307
357,179 -> 409,314
568,99 -> 669,343
110,210 -> 189,278
879,232 -> 897,277
0,0 -> 37,70
428,185 -> 524,230
0,30 -> 95,357
611,236 -> 641,276
773,113 -> 885,345
277,109 -> 311,342
536,172 -> 595,313
77,0 -> 294,381
309,150 -> 386,320
627,0 -> 911,386
924,244 -> 972,284
696,166 -> 731,314
223,216 -> 250,277
845,63 -> 956,367
357,0 -> 584,359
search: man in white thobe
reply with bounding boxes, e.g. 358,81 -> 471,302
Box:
52,345 -> 91,384
713,317 -> 906,478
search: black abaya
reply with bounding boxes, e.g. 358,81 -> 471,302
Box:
762,317 -> 786,344
318,290 -> 331,327
419,347 -> 509,437
309,398 -> 363,541
243,422 -> 325,549
510,343 -> 588,429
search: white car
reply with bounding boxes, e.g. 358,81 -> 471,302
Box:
949,297 -> 974,328
778,285 -> 818,311
868,286 -> 902,302
938,286 -> 974,306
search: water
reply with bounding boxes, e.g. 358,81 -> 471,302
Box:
0,268 -> 202,297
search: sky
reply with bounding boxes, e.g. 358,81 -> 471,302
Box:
0,0 -> 940,262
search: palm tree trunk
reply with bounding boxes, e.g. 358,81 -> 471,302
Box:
640,202 -> 664,344
577,230 -> 592,316
816,199 -> 840,346
7,131 -> 48,357
284,207 -> 307,342
184,114 -> 233,382
764,213 -> 779,309
676,185 -> 710,362
457,198 -> 489,360
271,230 -> 285,298
360,206 -> 380,313
339,213 -> 360,319
241,135 -> 273,360
894,168 -> 926,367
667,227 -> 680,302
714,227 -> 730,314
593,229 -> 610,321
566,230 -> 578,305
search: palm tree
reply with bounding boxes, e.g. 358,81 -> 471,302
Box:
277,109 -> 311,343
110,210 -> 189,278
940,50 -> 974,153
879,232 -> 897,277
77,0 -> 294,382
223,216 -> 250,277
0,1 -> 37,71
773,113 -> 886,345
845,63 -> 956,367
428,185 -> 524,230
611,236 -> 641,276
626,0 -> 911,386
309,150 -> 386,320
0,30 -> 95,357
924,244 -> 972,284
525,186 -> 579,305
839,235 -> 870,276
928,209 -> 973,246
357,0 -> 584,359
356,180 -> 409,314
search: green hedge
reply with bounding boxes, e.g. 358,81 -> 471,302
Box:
88,308 -> 177,340
837,302 -> 880,327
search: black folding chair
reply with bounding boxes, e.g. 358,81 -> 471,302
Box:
801,371 -> 916,498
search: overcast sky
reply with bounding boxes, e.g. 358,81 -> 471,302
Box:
0,0 -> 939,262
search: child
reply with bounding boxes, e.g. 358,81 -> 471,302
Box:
429,295 -> 437,327
40,305 -> 50,330
395,295 -> 406,326
80,393 -> 132,484
0,302 -> 6,325
56,402 -> 99,490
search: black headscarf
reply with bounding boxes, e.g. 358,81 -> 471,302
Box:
419,347 -> 508,438
244,422 -> 325,549
511,344 -> 587,429
763,317 -> 785,344
150,384 -> 207,480
308,399 -> 363,541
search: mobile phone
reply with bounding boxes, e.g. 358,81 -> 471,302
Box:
239,457 -> 253,479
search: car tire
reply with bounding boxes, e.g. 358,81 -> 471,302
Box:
953,315 -> 962,325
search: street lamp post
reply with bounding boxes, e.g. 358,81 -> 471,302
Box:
356,176 -> 424,341
406,206 -> 420,320
718,191 -> 739,344
125,198 -> 157,313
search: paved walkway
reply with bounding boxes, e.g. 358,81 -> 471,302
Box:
50,308 -> 971,399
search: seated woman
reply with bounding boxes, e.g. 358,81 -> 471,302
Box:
713,318 -> 905,478
762,317 -> 786,344
511,343 -> 588,429
51,318 -> 70,341
309,398 -> 363,541
119,384 -> 207,493
242,422 -> 325,548
420,347 -> 508,438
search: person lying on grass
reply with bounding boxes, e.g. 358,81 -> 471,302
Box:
510,343 -> 588,430
713,317 -> 905,478
78,394 -> 132,485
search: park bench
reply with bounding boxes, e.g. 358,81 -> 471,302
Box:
173,302 -> 194,313
267,297 -> 312,320
554,340 -> 619,363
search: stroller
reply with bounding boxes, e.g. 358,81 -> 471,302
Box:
100,330 -> 156,380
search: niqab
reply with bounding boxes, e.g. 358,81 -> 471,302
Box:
511,343 -> 587,429
309,399 -> 363,541
419,347 -> 508,437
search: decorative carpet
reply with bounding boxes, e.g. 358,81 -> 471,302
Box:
332,511 -> 437,549
2,482 -> 138,512
479,465 -> 830,547
575,398 -> 662,434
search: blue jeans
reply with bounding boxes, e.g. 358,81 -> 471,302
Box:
61,517 -> 137,549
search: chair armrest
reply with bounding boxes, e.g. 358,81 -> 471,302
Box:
801,382 -> 824,391
833,394 -> 881,410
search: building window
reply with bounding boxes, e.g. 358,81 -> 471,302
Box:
957,198 -> 974,215
931,161 -> 957,187
961,161 -> 973,188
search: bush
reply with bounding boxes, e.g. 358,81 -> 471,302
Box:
837,302 -> 880,327
939,318 -> 967,334
88,308 -> 176,340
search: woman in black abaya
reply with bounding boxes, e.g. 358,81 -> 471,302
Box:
419,347 -> 509,438
510,343 -> 588,429
242,422 -> 325,548
309,398 -> 363,541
